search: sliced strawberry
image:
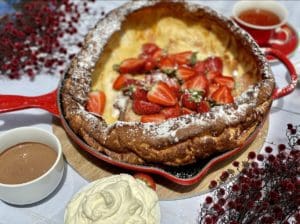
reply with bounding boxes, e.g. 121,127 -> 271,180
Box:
194,60 -> 206,75
146,74 -> 180,99
147,81 -> 177,106
132,100 -> 161,115
211,86 -> 234,104
119,58 -> 146,74
142,43 -> 160,56
144,58 -> 157,72
113,74 -> 132,90
132,87 -> 148,101
176,66 -> 196,81
160,104 -> 181,119
207,83 -> 219,99
197,101 -> 210,113
86,90 -> 106,115
134,173 -> 156,190
159,56 -> 176,74
181,107 -> 195,115
164,78 -> 180,98
152,49 -> 164,62
205,56 -> 223,73
213,76 -> 235,89
171,51 -> 197,65
182,75 -> 209,94
140,114 -> 166,123
181,91 -> 201,111
121,79 -> 144,97
206,71 -> 222,82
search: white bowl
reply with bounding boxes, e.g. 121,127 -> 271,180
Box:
0,127 -> 64,205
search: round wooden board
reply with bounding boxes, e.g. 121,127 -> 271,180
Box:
53,118 -> 268,200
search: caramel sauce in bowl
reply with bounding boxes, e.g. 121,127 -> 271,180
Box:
0,142 -> 57,185
0,127 -> 64,205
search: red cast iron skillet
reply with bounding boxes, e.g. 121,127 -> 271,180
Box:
0,47 -> 297,185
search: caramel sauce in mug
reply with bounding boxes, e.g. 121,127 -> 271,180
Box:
0,142 -> 57,184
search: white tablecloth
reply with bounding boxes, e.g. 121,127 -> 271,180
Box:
0,1 -> 299,223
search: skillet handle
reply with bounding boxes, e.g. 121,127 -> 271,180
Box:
263,48 -> 298,99
0,89 -> 60,117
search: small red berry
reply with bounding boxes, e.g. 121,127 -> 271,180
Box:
212,203 -> 222,212
246,200 -> 254,208
291,128 -> 297,134
218,188 -> 225,196
278,144 -> 286,151
285,181 -> 295,191
220,171 -> 229,181
257,154 -> 264,161
253,167 -> 260,176
209,180 -> 218,189
204,217 -> 213,224
265,146 -> 273,153
267,154 -> 276,162
232,161 -> 239,167
218,198 -> 226,206
205,196 -> 213,204
227,200 -> 236,209
287,123 -> 293,129
248,151 -> 256,160
251,161 -> 258,168
231,184 -> 239,192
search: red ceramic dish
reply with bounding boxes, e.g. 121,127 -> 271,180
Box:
0,2 -> 298,185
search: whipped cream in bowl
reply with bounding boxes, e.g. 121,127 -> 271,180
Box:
64,174 -> 160,224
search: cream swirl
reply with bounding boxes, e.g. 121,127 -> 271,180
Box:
64,174 -> 160,224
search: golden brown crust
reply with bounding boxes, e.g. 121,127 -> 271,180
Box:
60,1 -> 275,166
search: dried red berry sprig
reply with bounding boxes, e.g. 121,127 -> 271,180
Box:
0,0 -> 98,79
198,124 -> 300,224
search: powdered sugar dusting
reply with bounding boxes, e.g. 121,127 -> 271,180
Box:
138,102 -> 254,140
110,81 -> 263,140
108,80 -> 267,142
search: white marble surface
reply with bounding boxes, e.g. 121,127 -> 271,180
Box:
0,1 -> 299,223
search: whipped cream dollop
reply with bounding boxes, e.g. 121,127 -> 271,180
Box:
64,174 -> 160,224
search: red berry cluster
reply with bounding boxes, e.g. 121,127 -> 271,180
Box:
198,124 -> 300,224
0,0 -> 96,79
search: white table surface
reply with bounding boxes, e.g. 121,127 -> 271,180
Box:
0,1 -> 299,223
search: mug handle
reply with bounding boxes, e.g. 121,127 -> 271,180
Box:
262,48 -> 298,99
268,26 -> 291,45
0,89 -> 60,117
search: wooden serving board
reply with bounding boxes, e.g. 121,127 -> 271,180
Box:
53,119 -> 268,200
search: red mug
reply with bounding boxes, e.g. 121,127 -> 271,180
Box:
232,0 -> 290,47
